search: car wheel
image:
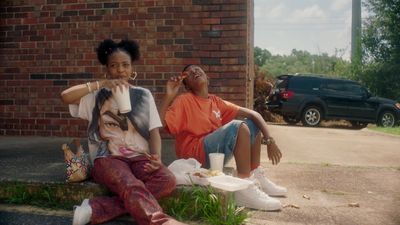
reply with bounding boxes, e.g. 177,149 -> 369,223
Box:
302,106 -> 322,127
350,121 -> 368,129
283,116 -> 300,125
377,111 -> 396,127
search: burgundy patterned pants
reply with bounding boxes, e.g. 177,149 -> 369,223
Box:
89,155 -> 182,225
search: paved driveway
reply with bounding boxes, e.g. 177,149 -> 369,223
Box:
270,125 -> 400,167
234,124 -> 400,225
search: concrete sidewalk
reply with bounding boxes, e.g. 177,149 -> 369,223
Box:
0,136 -> 178,182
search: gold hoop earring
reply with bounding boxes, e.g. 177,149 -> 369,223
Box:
129,71 -> 137,81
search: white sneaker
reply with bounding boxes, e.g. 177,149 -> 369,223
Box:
73,199 -> 92,225
252,166 -> 287,197
234,179 -> 282,211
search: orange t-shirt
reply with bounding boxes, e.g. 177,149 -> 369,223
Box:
165,92 -> 239,164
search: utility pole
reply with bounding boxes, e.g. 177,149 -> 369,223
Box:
351,0 -> 362,63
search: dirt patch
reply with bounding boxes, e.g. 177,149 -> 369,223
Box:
246,164 -> 400,225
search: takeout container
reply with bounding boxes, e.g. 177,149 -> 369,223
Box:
207,175 -> 253,192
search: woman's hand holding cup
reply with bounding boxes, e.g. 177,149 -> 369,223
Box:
101,79 -> 130,92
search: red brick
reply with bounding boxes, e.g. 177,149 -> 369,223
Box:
221,58 -> 239,64
22,17 -> 38,24
0,0 -> 251,137
201,18 -> 221,24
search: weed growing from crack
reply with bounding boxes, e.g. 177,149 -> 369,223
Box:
160,185 -> 248,225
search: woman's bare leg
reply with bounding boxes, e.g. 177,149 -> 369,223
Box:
233,123 -> 252,178
250,132 -> 262,170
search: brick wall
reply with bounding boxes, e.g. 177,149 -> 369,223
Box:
0,0 -> 254,137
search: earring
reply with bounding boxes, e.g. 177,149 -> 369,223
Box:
129,71 -> 137,81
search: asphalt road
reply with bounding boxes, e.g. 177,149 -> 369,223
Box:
0,205 -> 133,225
0,211 -> 132,225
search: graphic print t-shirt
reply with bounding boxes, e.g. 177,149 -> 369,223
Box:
69,87 -> 161,163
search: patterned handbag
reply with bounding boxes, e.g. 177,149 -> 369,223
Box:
62,139 -> 90,183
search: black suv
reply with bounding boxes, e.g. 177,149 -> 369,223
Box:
267,74 -> 400,128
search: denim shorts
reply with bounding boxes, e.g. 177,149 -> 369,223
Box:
203,118 -> 259,168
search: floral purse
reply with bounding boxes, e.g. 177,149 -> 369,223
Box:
62,139 -> 90,183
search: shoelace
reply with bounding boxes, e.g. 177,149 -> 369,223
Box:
253,178 -> 263,189
249,183 -> 270,199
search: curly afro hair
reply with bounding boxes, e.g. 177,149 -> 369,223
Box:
96,39 -> 140,65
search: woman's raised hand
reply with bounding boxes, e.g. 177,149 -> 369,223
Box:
166,74 -> 185,98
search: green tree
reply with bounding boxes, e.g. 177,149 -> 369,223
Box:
358,0 -> 400,100
254,47 -> 272,67
362,0 -> 400,63
253,47 -> 351,78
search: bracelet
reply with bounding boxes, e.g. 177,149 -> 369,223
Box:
263,136 -> 275,146
96,81 -> 100,91
86,82 -> 92,92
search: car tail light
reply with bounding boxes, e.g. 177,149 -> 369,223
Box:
280,90 -> 294,100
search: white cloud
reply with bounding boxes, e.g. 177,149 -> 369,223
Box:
268,3 -> 286,19
254,3 -> 286,20
330,0 -> 351,11
289,5 -> 327,23
254,0 -> 351,60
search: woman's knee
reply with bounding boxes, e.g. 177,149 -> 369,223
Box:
238,122 -> 251,137
163,169 -> 177,189
154,168 -> 177,198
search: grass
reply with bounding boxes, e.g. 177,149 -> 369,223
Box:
160,185 -> 248,225
369,126 -> 400,136
0,182 -> 75,210
1,182 -> 248,225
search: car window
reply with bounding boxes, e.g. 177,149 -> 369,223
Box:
322,81 -> 363,96
289,77 -> 320,90
345,83 -> 363,95
323,81 -> 347,92
274,78 -> 289,91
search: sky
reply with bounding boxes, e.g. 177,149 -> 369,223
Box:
254,0 -> 355,60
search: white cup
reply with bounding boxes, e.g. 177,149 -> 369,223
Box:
112,86 -> 131,113
209,153 -> 225,172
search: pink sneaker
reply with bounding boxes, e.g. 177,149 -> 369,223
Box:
251,166 -> 287,197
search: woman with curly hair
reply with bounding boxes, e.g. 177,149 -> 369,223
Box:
61,39 -> 185,225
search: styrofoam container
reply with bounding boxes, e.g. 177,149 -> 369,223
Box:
207,175 -> 253,192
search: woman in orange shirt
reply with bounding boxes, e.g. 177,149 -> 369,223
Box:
160,65 -> 287,211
